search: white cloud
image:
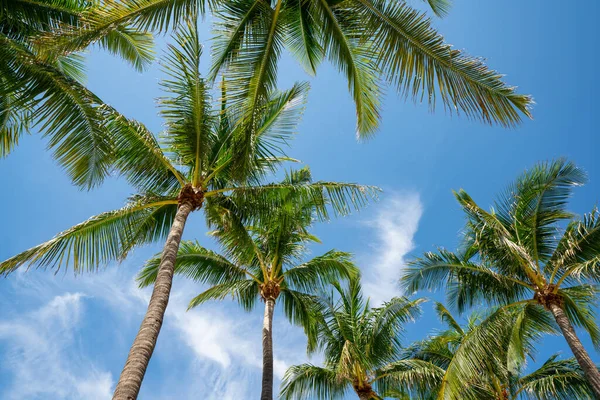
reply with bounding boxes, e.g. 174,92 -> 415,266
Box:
0,263 -> 311,399
0,292 -> 114,400
362,192 -> 423,305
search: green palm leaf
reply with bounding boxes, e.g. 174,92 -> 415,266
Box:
0,194 -> 178,275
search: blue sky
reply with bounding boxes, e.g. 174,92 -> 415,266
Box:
1,0 -> 600,398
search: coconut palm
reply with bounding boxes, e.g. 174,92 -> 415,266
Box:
0,18 -> 377,400
279,278 -> 427,400
403,159 -> 600,397
394,303 -> 594,400
137,168 -> 362,400
47,0 -> 533,138
1,0 -> 154,187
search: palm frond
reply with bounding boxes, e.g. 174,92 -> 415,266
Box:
348,0 -> 532,127
374,359 -> 444,398
284,250 -> 358,292
280,364 -> 349,400
280,289 -> 322,352
282,0 -> 324,74
103,107 -> 185,193
0,33 -> 113,188
313,0 -> 382,136
559,285 -> 600,349
517,355 -> 594,399
0,194 -> 178,275
159,16 -> 214,185
187,278 -> 259,311
137,240 -> 254,288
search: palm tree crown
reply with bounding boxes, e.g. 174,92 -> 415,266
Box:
0,17 -> 377,399
280,278 -> 426,400
398,303 -> 594,400
403,159 -> 600,397
137,167 -> 364,399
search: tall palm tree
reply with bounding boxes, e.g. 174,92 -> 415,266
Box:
279,278 -> 427,400
403,159 -> 600,397
0,17 -> 377,400
1,0 -> 154,187
394,303 -> 594,400
46,0 -> 533,137
137,168 -> 361,400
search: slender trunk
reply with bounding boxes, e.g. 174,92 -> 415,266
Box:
548,302 -> 600,399
261,298 -> 276,400
112,201 -> 194,400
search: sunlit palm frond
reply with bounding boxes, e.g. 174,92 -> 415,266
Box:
280,364 -> 348,400
374,359 -> 444,398
517,355 -> 594,400
347,0 -> 532,128
187,278 -> 259,311
284,250 -> 358,292
493,159 -> 585,266
137,240 -> 255,288
103,107 -> 184,193
0,34 -> 113,188
313,0 -> 382,136
159,18 -> 214,185
0,194 -> 178,275
282,0 -> 324,74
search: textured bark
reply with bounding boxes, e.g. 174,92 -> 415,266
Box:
356,391 -> 372,400
261,298 -> 276,400
112,201 -> 194,400
549,302 -> 600,399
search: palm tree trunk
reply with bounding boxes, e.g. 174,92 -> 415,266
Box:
261,298 -> 276,400
112,201 -> 194,400
548,302 -> 600,399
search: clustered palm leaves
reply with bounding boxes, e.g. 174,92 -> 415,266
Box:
404,159 -> 600,397
0,16 -> 377,399
35,0 -> 533,139
2,1 -> 598,400
397,303 -> 594,399
138,167 -> 361,400
280,279 -> 428,400
0,0 -> 154,187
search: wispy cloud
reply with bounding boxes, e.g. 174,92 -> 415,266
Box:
0,292 -> 114,400
0,266 -> 309,399
362,192 -> 423,305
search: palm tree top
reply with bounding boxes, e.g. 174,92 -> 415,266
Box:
280,278 -> 426,399
0,20 -> 379,277
399,302 -> 594,400
402,159 -> 600,391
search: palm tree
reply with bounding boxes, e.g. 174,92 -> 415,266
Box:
403,159 -> 600,397
46,0 -> 533,137
394,303 -> 594,400
137,168 -> 361,400
279,278 -> 427,400
0,18 -> 377,400
1,0 -> 154,187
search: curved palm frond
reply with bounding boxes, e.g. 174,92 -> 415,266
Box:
374,359 -> 444,398
347,0 -> 532,128
284,250 -> 358,292
517,355 -> 594,399
0,194 -> 178,275
187,278 -> 259,311
0,34 -> 113,188
136,240 -> 256,288
103,107 -> 184,193
280,364 -> 348,400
